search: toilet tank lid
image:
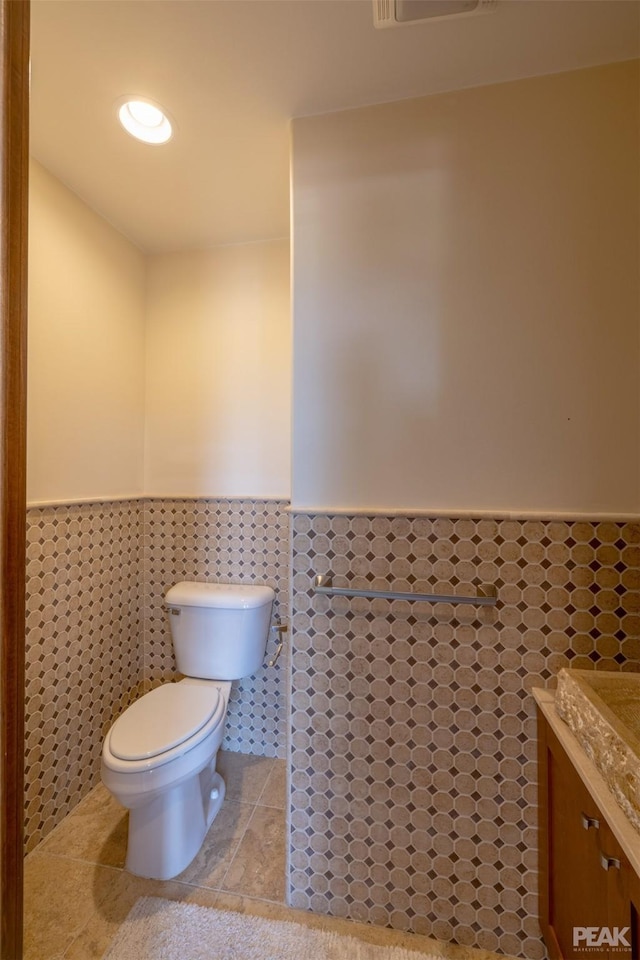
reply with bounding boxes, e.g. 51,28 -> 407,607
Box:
165,581 -> 275,609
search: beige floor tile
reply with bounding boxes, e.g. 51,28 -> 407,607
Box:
27,792 -> 511,960
216,750 -> 275,804
212,891 -> 301,921
257,759 -> 287,809
221,804 -> 286,903
173,800 -> 255,889
24,853 -> 116,960
40,784 -> 128,869
62,871 -> 220,960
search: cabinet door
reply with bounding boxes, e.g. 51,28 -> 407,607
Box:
598,820 -> 632,960
627,862 -> 640,959
545,723 -> 610,958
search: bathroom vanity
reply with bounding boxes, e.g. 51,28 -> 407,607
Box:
536,681 -> 640,960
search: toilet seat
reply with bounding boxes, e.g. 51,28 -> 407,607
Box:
110,683 -> 223,761
103,682 -> 226,775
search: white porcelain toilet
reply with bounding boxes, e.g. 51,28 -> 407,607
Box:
101,580 -> 274,881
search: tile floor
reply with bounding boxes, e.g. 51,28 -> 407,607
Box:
24,751 -> 511,960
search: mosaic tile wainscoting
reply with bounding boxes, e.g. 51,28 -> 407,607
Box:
142,498 -> 290,757
288,513 -> 640,959
25,500 -> 144,851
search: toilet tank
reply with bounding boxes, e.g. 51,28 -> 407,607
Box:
165,581 -> 275,680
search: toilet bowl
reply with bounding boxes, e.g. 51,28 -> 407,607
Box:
102,677 -> 231,879
101,580 -> 274,880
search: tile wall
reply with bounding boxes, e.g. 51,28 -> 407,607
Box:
25,500 -> 144,852
288,513 -> 640,959
25,497 -> 289,851
26,500 -> 640,956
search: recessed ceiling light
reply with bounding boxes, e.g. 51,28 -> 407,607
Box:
118,98 -> 173,145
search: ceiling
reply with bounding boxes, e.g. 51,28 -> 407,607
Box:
30,0 -> 639,254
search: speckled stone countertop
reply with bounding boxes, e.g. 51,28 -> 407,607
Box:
555,669 -> 640,835
534,688 -> 640,879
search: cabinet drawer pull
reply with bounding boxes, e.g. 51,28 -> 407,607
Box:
581,813 -> 600,831
600,852 -> 621,871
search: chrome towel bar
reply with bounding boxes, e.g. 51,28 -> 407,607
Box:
313,574 -> 497,607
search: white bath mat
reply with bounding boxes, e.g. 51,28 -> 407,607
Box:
102,896 -> 442,960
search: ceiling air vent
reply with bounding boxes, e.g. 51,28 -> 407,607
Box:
373,0 -> 496,29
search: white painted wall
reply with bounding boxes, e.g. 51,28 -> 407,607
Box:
291,61 -> 640,514
28,162 -> 290,503
27,159 -> 146,503
28,60 -> 639,512
144,240 -> 290,497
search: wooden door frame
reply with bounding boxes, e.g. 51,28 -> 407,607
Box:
0,1 -> 29,958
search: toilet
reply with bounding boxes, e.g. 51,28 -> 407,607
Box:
101,580 -> 274,880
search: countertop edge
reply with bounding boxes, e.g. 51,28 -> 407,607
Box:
533,687 -> 640,878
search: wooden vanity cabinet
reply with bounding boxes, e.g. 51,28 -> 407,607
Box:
538,707 -> 639,960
